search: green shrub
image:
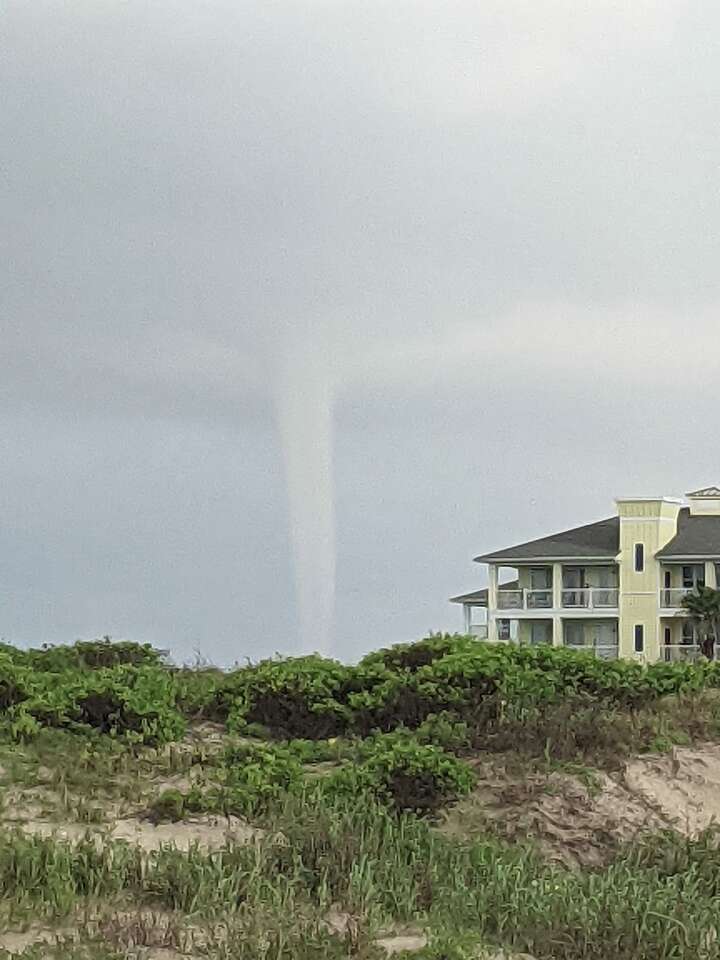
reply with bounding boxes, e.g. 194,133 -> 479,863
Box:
0,653 -> 30,711
367,738 -> 475,812
322,737 -> 475,814
223,656 -> 352,739
173,666 -> 226,719
149,788 -> 187,822
0,638 -> 164,674
414,712 -> 471,754
185,741 -> 305,818
209,636 -> 720,750
71,638 -> 164,669
359,633 -> 478,673
70,666 -> 185,744
5,665 -> 186,746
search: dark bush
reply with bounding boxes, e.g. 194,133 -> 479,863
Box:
5,638 -> 165,674
18,665 -> 186,745
358,633 -> 477,673
225,656 -> 352,739
0,654 -> 29,711
73,638 -> 164,669
322,736 -> 475,814
149,789 -> 186,823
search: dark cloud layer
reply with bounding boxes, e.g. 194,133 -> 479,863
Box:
2,1 -> 720,662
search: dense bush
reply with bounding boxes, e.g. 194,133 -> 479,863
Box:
0,638 -> 163,673
364,737 -> 475,812
1,664 -> 185,746
358,633 -> 479,673
222,655 -> 353,738
0,653 -> 30,711
149,740 -> 307,821
5,633 -> 720,757
318,735 -> 475,814
173,666 -> 227,719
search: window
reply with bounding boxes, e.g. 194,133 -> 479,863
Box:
530,621 -> 552,646
529,567 -> 552,588
564,622 -> 585,648
682,621 -> 696,645
498,619 -> 511,641
634,624 -> 644,653
683,565 -> 705,589
634,543 -> 644,573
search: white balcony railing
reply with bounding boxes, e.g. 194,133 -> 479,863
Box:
496,589 -> 524,609
497,587 -> 618,610
497,588 -> 552,610
660,588 -> 694,608
562,588 -> 619,609
563,641 -> 619,660
662,644 -> 701,662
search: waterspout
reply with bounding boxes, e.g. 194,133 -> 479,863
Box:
275,355 -> 335,656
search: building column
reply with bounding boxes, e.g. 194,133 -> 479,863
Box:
552,562 -> 562,609
463,604 -> 471,634
552,615 -> 563,647
488,564 -> 499,609
706,561 -> 717,590
488,565 -> 499,642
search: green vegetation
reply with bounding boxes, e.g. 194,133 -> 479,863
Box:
1,634 -> 720,957
682,585 -> 720,658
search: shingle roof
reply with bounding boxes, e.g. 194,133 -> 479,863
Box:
656,508 -> 720,558
449,580 -> 519,604
473,517 -> 620,563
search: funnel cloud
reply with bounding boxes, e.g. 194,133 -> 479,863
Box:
275,352 -> 336,656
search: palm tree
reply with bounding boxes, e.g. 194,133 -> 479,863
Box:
681,585 -> 720,659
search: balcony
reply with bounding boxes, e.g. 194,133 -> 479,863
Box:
663,644 -> 701,662
496,587 -> 618,611
659,588 -> 694,609
562,588 -> 619,609
497,589 -> 551,610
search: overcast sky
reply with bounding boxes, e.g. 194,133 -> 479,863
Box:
3,1 -> 720,663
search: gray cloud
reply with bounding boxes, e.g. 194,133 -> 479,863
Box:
2,0 -> 720,661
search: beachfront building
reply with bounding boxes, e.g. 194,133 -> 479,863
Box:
451,488 -> 720,662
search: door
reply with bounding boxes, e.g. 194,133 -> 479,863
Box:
664,625 -> 672,662
592,567 -> 617,588
563,567 -> 585,607
529,568 -> 552,608
592,621 -> 618,659
564,621 -> 585,648
593,567 -> 617,606
663,570 -> 672,607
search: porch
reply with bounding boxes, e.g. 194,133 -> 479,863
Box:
465,616 -> 619,658
660,616 -> 716,662
493,563 -> 619,612
659,562 -> 720,610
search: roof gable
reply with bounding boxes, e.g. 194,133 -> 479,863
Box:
474,516 -> 619,563
687,486 -> 720,498
656,508 -> 720,558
